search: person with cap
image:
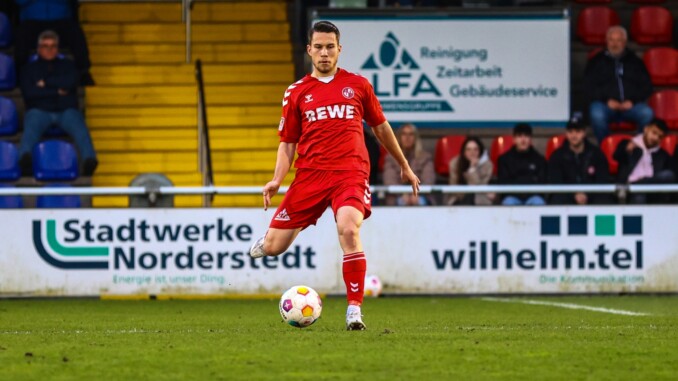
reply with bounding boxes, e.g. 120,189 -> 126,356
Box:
613,118 -> 675,204
498,123 -> 547,205
547,117 -> 612,205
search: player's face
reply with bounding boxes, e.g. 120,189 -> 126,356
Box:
307,32 -> 341,76
566,128 -> 585,148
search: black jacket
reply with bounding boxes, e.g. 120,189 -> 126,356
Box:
584,49 -> 653,104
613,138 -> 673,183
547,140 -> 612,204
20,56 -> 79,112
498,146 -> 547,202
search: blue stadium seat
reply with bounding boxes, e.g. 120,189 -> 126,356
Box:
0,184 -> 23,208
36,184 -> 81,208
32,140 -> 79,181
0,141 -> 19,181
0,53 -> 16,90
0,12 -> 10,48
0,97 -> 18,135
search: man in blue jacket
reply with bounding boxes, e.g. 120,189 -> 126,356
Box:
14,0 -> 93,85
18,30 -> 97,176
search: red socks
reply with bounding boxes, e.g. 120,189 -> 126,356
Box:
343,252 -> 366,306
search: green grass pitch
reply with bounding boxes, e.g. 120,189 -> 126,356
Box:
1,296 -> 676,380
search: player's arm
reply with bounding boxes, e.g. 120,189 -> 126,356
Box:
263,142 -> 296,210
371,121 -> 420,196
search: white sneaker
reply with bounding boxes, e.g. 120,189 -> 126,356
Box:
346,305 -> 366,331
248,235 -> 266,258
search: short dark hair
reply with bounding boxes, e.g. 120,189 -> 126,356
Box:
308,21 -> 340,44
513,123 -> 532,136
647,118 -> 668,133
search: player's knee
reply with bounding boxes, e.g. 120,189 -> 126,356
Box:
337,223 -> 360,243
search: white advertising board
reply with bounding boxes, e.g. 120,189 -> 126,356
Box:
320,16 -> 570,125
0,207 -> 676,296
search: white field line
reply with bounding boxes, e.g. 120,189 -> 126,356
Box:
481,297 -> 650,316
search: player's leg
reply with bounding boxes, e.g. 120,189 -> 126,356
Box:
336,205 -> 368,331
249,227 -> 301,258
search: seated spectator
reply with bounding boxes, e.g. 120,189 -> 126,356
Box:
383,123 -> 434,206
14,0 -> 94,85
446,136 -> 494,205
614,118 -> 675,204
18,30 -> 97,176
584,26 -> 653,143
498,123 -> 547,206
547,117 -> 612,205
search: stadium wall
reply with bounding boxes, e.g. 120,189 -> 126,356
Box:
0,207 -> 676,297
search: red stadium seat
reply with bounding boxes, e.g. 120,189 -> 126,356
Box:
600,134 -> 633,175
610,121 -> 636,132
576,7 -> 620,45
545,135 -> 566,160
575,0 -> 611,3
643,48 -> 678,85
649,90 -> 678,129
434,135 -> 466,177
627,0 -> 666,4
490,135 -> 514,175
661,134 -> 677,155
587,47 -> 604,60
630,6 -> 673,44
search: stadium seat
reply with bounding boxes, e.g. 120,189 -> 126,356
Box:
0,53 -> 16,90
575,0 -> 611,3
434,135 -> 466,177
648,90 -> 678,129
0,141 -> 19,181
545,135 -> 566,160
630,6 -> 673,44
0,12 -> 10,48
661,134 -> 677,155
609,121 -> 636,132
36,184 -> 81,208
490,135 -> 514,175
600,134 -> 632,175
576,7 -> 620,45
627,0 -> 666,4
0,96 -> 18,135
587,47 -> 604,60
643,48 -> 678,85
32,140 -> 79,181
0,184 -> 23,208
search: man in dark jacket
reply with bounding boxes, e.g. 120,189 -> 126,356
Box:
18,30 -> 97,176
498,123 -> 547,205
614,118 -> 675,204
548,118 -> 612,205
584,26 -> 653,143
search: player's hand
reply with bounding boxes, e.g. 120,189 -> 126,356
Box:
401,166 -> 420,197
262,180 -> 281,211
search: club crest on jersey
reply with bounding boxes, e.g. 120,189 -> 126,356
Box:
278,117 -> 285,131
342,87 -> 355,99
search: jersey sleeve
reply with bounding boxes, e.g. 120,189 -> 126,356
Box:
361,78 -> 387,127
278,87 -> 302,143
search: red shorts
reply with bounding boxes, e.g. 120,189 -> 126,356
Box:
269,169 -> 372,230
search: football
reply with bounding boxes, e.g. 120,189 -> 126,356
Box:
279,285 -> 322,328
364,274 -> 383,297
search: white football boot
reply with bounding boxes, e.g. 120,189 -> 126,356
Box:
248,235 -> 266,259
346,305 -> 366,331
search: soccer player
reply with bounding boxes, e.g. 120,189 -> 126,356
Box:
248,21 -> 420,331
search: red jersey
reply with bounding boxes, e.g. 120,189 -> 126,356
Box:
278,68 -> 386,175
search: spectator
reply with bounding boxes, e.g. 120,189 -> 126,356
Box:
18,30 -> 97,176
547,118 -> 612,205
584,26 -> 653,143
14,0 -> 94,85
383,123 -> 434,205
614,118 -> 675,204
498,123 -> 547,206
446,136 -> 494,205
